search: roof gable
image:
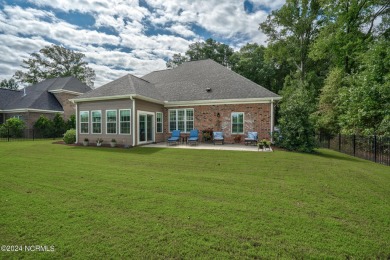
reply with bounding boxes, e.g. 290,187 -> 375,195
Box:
75,74 -> 164,101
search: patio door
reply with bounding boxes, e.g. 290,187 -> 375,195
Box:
138,112 -> 154,144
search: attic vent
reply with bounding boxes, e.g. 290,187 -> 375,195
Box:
206,87 -> 212,92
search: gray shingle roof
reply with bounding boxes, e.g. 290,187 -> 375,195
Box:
142,59 -> 280,102
0,77 -> 91,111
48,76 -> 92,93
0,88 -> 22,109
74,74 -> 164,101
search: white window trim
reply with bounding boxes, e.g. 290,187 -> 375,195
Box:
137,110 -> 155,145
119,109 -> 131,135
91,110 -> 102,134
231,112 -> 244,134
106,109 -> 117,135
156,112 -> 163,133
79,111 -> 89,134
168,108 -> 194,133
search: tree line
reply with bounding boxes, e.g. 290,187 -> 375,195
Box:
166,0 -> 389,152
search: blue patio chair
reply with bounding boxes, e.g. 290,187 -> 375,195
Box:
244,132 -> 258,146
213,131 -> 224,145
167,130 -> 181,145
187,129 -> 199,146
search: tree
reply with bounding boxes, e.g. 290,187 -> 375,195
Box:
338,38 -> 390,135
310,0 -> 390,74
276,75 -> 317,152
166,53 -> 188,69
230,43 -> 278,93
14,45 -> 95,87
313,67 -> 345,135
260,0 -> 322,82
166,38 -> 234,68
0,78 -> 19,90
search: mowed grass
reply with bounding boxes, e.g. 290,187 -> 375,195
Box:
0,141 -> 389,259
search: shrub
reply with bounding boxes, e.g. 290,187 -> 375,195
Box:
63,129 -> 76,144
67,114 -> 76,130
53,113 -> 66,137
34,115 -> 54,138
0,118 -> 26,138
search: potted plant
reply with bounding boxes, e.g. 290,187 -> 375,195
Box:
83,138 -> 89,146
110,138 -> 117,147
234,135 -> 241,143
257,139 -> 271,151
96,138 -> 103,147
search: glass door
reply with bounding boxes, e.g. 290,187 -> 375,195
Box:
138,112 -> 154,144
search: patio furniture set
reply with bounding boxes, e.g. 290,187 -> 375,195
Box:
167,130 -> 271,151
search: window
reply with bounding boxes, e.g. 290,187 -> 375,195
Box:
169,109 -> 194,133
106,110 -> 117,134
120,109 -> 131,134
80,111 -> 89,134
231,112 -> 244,134
91,110 -> 102,134
156,112 -> 163,133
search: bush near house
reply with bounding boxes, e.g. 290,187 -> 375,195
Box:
63,129 -> 76,144
0,117 -> 25,138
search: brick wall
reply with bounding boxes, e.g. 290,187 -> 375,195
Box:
163,102 -> 272,144
52,93 -> 78,120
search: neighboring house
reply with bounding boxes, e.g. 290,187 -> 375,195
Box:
71,59 -> 281,146
0,76 -> 91,128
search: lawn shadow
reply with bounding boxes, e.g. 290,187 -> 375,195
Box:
66,145 -> 166,155
313,149 -> 363,163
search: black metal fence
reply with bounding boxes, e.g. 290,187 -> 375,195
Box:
0,128 -> 62,141
318,133 -> 390,166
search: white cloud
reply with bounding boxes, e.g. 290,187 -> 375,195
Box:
0,0 -> 284,86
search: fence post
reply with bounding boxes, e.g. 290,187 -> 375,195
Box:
353,134 -> 356,157
374,134 -> 377,163
338,133 -> 341,151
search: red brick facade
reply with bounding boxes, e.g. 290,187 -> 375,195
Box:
163,102 -> 273,144
52,92 -> 79,120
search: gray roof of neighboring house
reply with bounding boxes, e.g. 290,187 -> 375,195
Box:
0,88 -> 22,110
74,74 -> 164,101
142,59 -> 280,102
47,76 -> 92,93
0,76 -> 91,111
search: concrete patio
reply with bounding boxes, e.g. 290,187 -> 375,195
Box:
142,142 -> 273,152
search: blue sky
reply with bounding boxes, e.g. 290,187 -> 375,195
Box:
0,0 -> 285,87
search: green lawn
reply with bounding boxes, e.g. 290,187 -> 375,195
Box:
1,141 -> 389,259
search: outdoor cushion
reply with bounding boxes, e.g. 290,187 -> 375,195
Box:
187,129 -> 199,145
245,132 -> 258,141
168,130 -> 181,142
213,132 -> 224,140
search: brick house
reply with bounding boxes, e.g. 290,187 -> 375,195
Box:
0,76 -> 91,129
71,59 -> 281,146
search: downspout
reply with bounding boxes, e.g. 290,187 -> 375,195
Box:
75,103 -> 78,144
130,95 -> 136,147
270,98 -> 274,143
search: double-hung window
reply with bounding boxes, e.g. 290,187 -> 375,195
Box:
106,110 -> 117,134
80,111 -> 89,134
231,112 -> 244,134
156,112 -> 163,133
92,110 -> 102,134
119,109 -> 131,134
169,109 -> 194,133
